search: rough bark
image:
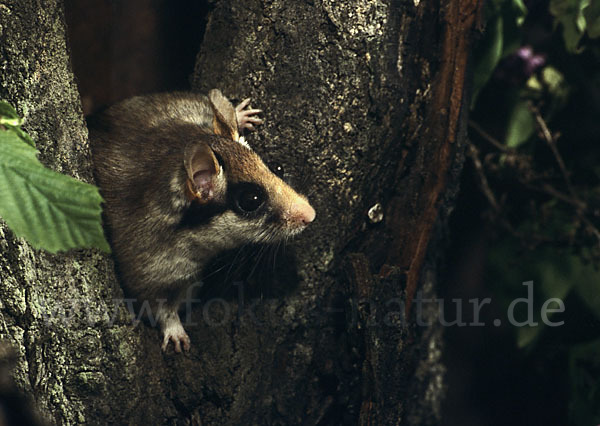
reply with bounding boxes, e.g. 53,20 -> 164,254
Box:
0,0 -> 480,424
1,1 -> 182,424
193,0 -> 479,424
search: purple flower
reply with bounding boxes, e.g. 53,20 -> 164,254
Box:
495,45 -> 547,85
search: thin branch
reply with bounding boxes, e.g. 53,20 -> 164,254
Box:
523,182 -> 587,211
529,103 -> 600,245
468,140 -> 600,249
529,102 -> 574,195
469,110 -> 600,251
466,142 -> 499,211
468,120 -> 514,153
580,214 -> 600,244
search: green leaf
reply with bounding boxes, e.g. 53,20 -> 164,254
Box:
513,0 -> 528,25
505,100 -> 535,148
487,242 -> 579,350
584,0 -> 600,38
471,14 -> 504,109
471,0 -> 528,108
0,101 -> 35,147
0,100 -> 23,127
5,124 -> 36,147
516,254 -> 576,349
540,66 -> 571,118
501,0 -> 528,53
543,66 -> 566,92
517,325 -> 542,349
550,0 -> 591,52
0,129 -> 110,253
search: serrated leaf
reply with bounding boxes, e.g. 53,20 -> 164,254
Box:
5,124 -> 35,147
0,101 -> 35,147
0,130 -> 110,253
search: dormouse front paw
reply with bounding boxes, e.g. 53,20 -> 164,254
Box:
235,98 -> 263,132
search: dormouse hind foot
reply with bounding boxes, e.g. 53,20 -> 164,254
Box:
159,309 -> 191,353
161,323 -> 191,353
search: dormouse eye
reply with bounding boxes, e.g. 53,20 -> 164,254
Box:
271,162 -> 285,178
233,183 -> 266,214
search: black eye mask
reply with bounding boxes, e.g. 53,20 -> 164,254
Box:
177,200 -> 227,229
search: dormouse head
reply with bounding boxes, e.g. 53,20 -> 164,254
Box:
181,90 -> 315,247
183,136 -> 315,246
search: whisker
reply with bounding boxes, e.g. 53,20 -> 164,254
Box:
272,240 -> 281,274
248,244 -> 268,279
223,239 -> 253,285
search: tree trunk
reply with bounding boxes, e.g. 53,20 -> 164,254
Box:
0,0 -> 480,424
0,1 -> 183,424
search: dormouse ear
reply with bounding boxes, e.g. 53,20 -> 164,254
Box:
184,143 -> 223,203
208,89 -> 239,142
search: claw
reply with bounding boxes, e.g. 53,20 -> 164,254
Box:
161,329 -> 191,353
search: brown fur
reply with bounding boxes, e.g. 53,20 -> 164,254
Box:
88,91 -> 313,349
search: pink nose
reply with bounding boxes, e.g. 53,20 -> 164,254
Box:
291,201 -> 316,225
